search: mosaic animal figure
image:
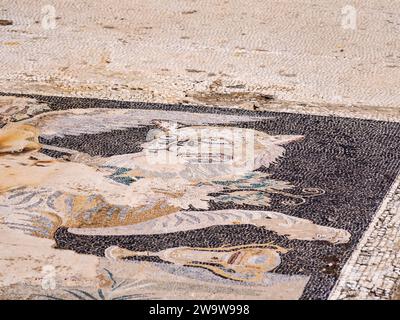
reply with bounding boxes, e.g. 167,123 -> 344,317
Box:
0,109 -> 351,259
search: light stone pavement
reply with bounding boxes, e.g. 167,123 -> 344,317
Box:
329,175 -> 400,300
0,0 -> 399,299
1,0 -> 400,121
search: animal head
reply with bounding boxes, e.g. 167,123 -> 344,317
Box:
138,121 -> 303,179
0,123 -> 41,154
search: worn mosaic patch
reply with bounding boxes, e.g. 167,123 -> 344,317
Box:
0,93 -> 399,300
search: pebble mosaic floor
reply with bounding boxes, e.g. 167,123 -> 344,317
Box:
0,93 -> 399,300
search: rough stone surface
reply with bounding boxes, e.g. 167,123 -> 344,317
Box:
330,176 -> 400,300
0,0 -> 400,121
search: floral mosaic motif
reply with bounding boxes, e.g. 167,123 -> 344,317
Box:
104,166 -> 140,186
35,268 -> 155,300
210,172 -> 325,207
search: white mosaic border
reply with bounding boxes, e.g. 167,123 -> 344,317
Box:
329,173 -> 400,300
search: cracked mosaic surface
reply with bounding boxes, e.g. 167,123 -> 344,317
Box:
0,93 -> 399,300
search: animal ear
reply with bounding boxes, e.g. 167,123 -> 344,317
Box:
270,134 -> 304,145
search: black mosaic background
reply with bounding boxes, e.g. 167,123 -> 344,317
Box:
2,92 -> 400,300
